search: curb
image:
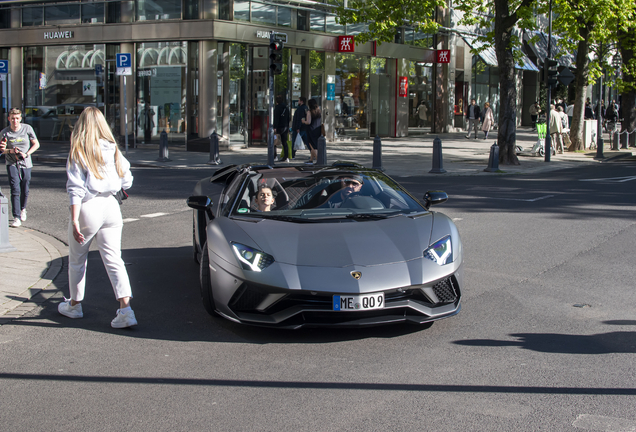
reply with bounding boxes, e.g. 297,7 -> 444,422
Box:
0,229 -> 67,324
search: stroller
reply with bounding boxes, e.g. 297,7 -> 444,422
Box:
516,122 -> 555,157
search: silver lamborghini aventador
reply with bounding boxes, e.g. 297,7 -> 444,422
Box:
187,162 -> 463,328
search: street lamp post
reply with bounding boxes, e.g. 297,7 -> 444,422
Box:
611,53 -> 622,150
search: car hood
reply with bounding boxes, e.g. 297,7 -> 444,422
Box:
234,214 -> 434,267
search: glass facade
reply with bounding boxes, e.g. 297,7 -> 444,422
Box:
472,58 -> 499,123
409,61 -> 433,133
136,41 -> 188,144
23,44 -> 106,140
335,53 -> 369,139
136,0 -> 181,21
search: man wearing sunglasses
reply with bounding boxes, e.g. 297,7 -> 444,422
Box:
325,175 -> 364,208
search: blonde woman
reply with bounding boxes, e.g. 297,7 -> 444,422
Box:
58,107 -> 137,328
481,102 -> 495,140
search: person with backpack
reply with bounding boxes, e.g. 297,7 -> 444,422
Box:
274,95 -> 290,162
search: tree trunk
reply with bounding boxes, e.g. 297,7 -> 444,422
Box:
569,23 -> 593,151
494,0 -> 520,165
618,29 -> 636,147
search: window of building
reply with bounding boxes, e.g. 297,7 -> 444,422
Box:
136,0 -> 181,21
234,0 -> 249,21
81,2 -> 105,23
297,9 -> 307,31
106,2 -> 122,23
251,1 -> 276,25
45,4 -> 81,25
22,6 -> 44,26
0,8 -> 10,29
218,0 -> 230,20
310,11 -> 325,32
184,0 -> 199,19
346,23 -> 367,35
335,53 -> 369,139
326,15 -> 344,34
277,6 -> 291,27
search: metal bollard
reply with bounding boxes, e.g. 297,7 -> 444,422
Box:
372,135 -> 383,171
317,135 -> 327,165
620,130 -> 628,150
429,137 -> 446,174
157,130 -> 171,162
207,130 -> 222,165
484,142 -> 500,172
0,188 -> 17,253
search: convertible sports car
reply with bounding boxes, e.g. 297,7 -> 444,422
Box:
187,162 -> 463,329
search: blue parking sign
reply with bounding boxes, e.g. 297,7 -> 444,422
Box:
0,60 -> 8,74
116,53 -> 131,68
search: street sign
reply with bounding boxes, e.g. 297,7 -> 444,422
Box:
271,32 -> 287,43
0,60 -> 7,74
116,53 -> 132,76
558,67 -> 574,87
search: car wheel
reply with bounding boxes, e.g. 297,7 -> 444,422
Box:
199,241 -> 216,316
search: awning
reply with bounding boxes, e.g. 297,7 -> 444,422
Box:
524,31 -> 576,67
461,35 -> 540,72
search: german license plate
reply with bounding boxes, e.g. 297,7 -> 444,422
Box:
333,293 -> 384,311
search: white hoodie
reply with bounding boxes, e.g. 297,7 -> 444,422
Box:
66,139 -> 133,206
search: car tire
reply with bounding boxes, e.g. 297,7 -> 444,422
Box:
192,215 -> 199,264
199,241 -> 216,316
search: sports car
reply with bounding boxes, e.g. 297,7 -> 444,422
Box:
187,162 -> 463,329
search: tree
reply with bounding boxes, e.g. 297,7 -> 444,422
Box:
617,11 -> 636,146
550,0 -> 634,151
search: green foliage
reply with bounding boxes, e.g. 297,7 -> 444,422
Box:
334,0 -> 443,44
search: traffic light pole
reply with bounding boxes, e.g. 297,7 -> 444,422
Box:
545,0 -> 552,162
594,42 -> 605,160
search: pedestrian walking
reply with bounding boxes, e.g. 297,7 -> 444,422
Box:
302,98 -> 321,165
481,102 -> 494,140
529,101 -> 540,130
291,96 -> 308,160
465,99 -> 481,139
0,107 -> 40,227
274,95 -> 290,162
549,104 -> 564,153
566,101 -> 574,129
59,106 -> 137,329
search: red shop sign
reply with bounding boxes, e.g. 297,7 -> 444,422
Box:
338,36 -> 355,53
437,49 -> 450,63
398,76 -> 408,97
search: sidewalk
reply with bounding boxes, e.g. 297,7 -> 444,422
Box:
1,127 -> 632,323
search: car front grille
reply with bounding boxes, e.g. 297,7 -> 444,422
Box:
432,276 -> 459,304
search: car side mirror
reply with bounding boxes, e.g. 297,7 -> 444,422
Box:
423,191 -> 448,210
187,196 -> 214,219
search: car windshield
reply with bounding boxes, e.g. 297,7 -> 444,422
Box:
230,167 -> 426,221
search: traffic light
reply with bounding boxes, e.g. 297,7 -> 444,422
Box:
269,40 -> 283,75
544,58 -> 558,88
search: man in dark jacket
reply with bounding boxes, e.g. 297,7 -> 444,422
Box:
291,96 -> 308,160
274,95 -> 290,162
465,99 -> 481,139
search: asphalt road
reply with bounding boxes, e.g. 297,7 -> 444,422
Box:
1,160 -> 636,431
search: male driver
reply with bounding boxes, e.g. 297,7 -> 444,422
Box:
325,175 -> 363,208
0,108 -> 40,227
465,99 -> 481,139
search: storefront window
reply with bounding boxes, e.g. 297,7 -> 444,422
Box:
229,44 -> 247,146
409,61 -> 433,134
472,58 -> 499,123
23,44 -> 106,140
22,6 -> 44,26
136,0 -> 181,21
136,41 -> 187,145
335,53 -> 369,139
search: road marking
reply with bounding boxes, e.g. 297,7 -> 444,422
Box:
573,414 -> 636,431
580,175 -> 636,183
490,195 -> 555,202
140,212 -> 169,218
122,218 -> 139,223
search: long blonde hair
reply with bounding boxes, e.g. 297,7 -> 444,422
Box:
69,107 -> 125,179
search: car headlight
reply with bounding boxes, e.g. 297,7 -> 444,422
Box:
231,242 -> 274,272
424,235 -> 453,265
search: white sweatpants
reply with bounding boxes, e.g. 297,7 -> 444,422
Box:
68,195 -> 132,302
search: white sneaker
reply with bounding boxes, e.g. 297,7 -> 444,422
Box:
20,209 -> 27,221
11,218 -> 21,227
58,298 -> 83,319
111,308 -> 138,328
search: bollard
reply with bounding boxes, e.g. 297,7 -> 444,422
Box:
372,135 -> 383,171
317,135 -> 327,165
0,187 -> 17,253
484,142 -> 500,172
429,137 -> 446,174
611,129 -> 619,151
207,130 -> 222,165
267,127 -> 275,166
157,130 -> 171,162
620,130 -> 628,150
